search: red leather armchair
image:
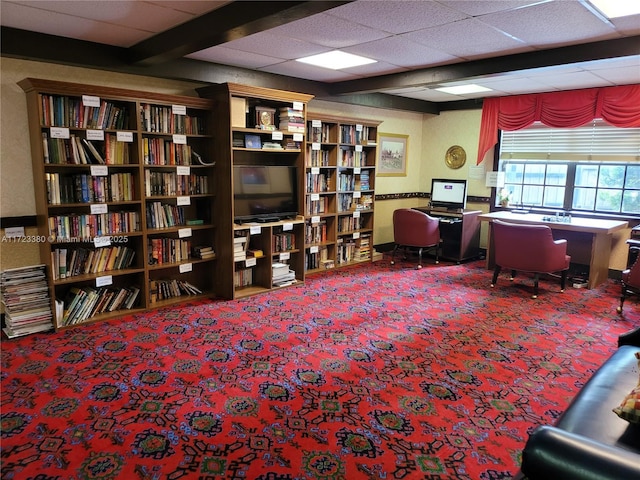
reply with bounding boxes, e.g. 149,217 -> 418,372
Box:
490,219 -> 571,298
391,208 -> 441,269
617,246 -> 640,314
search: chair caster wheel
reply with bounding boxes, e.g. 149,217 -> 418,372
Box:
417,265 -> 423,269
435,260 -> 439,264
490,284 -> 495,288
617,306 -> 623,314
390,261 -> 395,265
532,295 -> 538,299
560,289 -> 565,293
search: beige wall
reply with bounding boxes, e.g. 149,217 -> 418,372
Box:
0,57 -> 631,274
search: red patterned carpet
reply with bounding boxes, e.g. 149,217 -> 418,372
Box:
1,259 -> 638,479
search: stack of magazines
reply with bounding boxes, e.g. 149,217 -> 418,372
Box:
1,264 -> 54,337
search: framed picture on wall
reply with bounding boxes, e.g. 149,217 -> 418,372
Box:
378,133 -> 408,176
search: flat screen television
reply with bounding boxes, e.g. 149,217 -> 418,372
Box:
430,178 -> 467,210
233,165 -> 298,222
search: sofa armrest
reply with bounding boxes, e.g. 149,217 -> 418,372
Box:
618,326 -> 640,347
521,426 -> 640,480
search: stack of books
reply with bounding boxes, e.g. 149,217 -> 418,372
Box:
278,106 -> 305,133
272,262 -> 296,287
192,245 -> 215,259
234,234 -> 248,262
1,264 -> 54,337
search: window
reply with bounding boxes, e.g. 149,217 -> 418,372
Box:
498,120 -> 640,215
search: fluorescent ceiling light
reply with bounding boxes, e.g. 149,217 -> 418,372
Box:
587,0 -> 640,18
435,84 -> 493,95
296,50 -> 377,70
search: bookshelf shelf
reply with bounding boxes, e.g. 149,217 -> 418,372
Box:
19,78 -> 218,330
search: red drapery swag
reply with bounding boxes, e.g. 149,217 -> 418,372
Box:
476,84 -> 640,164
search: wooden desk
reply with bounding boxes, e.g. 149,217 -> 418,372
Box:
478,211 -> 628,289
414,208 -> 481,262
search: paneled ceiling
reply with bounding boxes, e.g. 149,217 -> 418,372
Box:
1,0 -> 639,113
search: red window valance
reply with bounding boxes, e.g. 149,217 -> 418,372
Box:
476,84 -> 640,164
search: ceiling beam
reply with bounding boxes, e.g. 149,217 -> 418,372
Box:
127,1 -> 351,66
329,36 -> 640,95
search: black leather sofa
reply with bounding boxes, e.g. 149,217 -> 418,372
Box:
514,327 -> 640,480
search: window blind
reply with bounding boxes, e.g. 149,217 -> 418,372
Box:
500,120 -> 640,162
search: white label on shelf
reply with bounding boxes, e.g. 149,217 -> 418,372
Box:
353,191 -> 362,198
272,131 -> 283,140
96,275 -> 112,287
245,257 -> 257,267
356,124 -> 363,131
177,196 -> 191,206
173,134 -> 187,145
280,252 -> 290,261
82,95 -> 100,107
311,119 -> 322,127
91,203 -> 108,214
355,145 -> 363,152
353,232 -> 361,239
311,193 -> 320,201
282,222 -> 293,231
86,129 -> 104,141
94,236 -> 111,248
117,131 -> 133,142
179,263 -> 193,273
293,133 -> 304,142
178,227 -> 192,238
353,210 -> 361,218
4,226 -> 24,238
354,167 -> 361,174
311,167 -> 320,175
310,245 -> 319,254
312,142 -> 321,151
311,216 -> 320,224
50,127 -> 69,139
91,165 -> 108,177
172,104 -> 186,115
293,102 -> 304,111
250,226 -> 261,235
176,166 -> 190,176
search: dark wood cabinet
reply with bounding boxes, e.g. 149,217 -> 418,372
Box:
415,208 -> 481,263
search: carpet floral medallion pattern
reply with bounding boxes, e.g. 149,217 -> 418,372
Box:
1,260 -> 637,479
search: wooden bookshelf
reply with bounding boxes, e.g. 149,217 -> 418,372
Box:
197,83 -> 313,299
19,78 -> 218,330
305,114 -> 380,274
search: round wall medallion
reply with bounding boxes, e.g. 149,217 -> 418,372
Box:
445,145 -> 466,169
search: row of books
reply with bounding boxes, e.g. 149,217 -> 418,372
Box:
272,232 -> 295,253
142,138 -> 193,165
145,202 -> 186,229
149,279 -> 202,303
140,103 -> 206,135
49,211 -> 140,241
307,122 -> 332,143
338,193 -> 357,213
306,171 -> 332,193
60,284 -> 140,326
338,215 -> 363,233
306,147 -> 331,167
40,94 -> 130,130
305,247 -> 333,271
305,196 -> 329,215
43,133 -> 106,165
46,172 -> 135,204
52,246 -> 135,280
144,170 -> 208,197
234,268 -> 253,288
148,238 -> 191,265
338,148 -> 369,167
337,235 -> 371,264
359,171 -> 371,190
305,221 -> 328,245
340,125 -> 374,145
1,264 -> 53,338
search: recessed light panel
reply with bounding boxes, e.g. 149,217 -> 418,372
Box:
296,50 -> 377,70
435,84 -> 493,95
588,0 -> 640,18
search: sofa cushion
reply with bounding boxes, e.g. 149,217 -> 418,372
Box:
613,351 -> 640,424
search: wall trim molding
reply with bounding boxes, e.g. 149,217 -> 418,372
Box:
374,193 -> 489,203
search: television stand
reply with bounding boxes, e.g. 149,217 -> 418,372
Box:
414,207 -> 481,263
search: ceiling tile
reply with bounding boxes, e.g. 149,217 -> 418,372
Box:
404,18 -> 533,59
146,1 -> 228,16
589,65 -> 640,84
326,0 -> 467,34
258,59 -> 361,82
439,0 -> 545,17
187,46 -> 285,69
478,1 -> 620,47
534,70 -> 616,90
344,36 -> 461,68
216,32 -> 329,60
267,12 -> 389,49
